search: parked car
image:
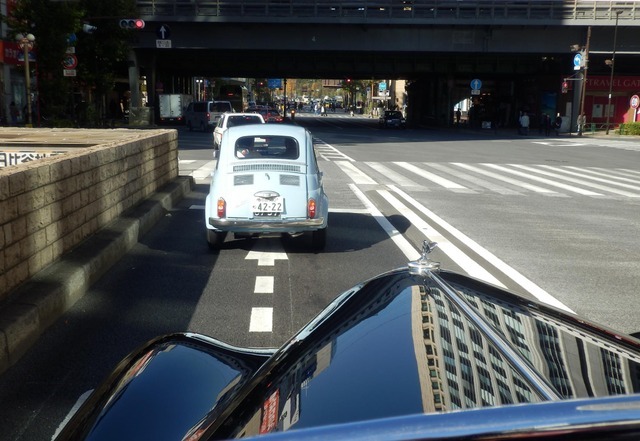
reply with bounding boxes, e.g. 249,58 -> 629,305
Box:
205,124 -> 328,250
379,109 -> 406,129
213,112 -> 265,150
53,241 -> 640,440
184,100 -> 233,131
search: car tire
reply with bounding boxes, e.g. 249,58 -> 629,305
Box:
311,228 -> 327,251
188,122 -> 193,132
207,230 -> 227,249
200,122 -> 206,132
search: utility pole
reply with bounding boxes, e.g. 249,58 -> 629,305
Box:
605,11 -> 622,135
578,26 -> 591,136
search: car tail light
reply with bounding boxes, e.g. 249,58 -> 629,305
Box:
308,198 -> 317,219
217,198 -> 226,218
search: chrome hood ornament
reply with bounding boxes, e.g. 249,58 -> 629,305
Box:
408,240 -> 440,273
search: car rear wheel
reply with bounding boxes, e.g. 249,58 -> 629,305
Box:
311,228 -> 327,251
207,230 -> 227,249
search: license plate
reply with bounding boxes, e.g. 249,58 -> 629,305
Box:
253,197 -> 283,215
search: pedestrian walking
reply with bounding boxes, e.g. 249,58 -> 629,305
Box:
519,111 -> 530,135
543,114 -> 551,136
577,113 -> 587,136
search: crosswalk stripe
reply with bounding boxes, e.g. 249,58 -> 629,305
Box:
426,162 -> 521,195
452,162 -> 558,194
397,162 -> 468,189
336,160 -> 377,184
538,165 -> 640,197
181,157 -> 640,199
575,166 -> 640,185
485,163 -> 602,196
364,161 -> 422,188
510,164 -> 636,197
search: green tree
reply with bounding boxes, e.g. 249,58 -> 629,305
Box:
74,0 -> 137,125
3,0 -> 136,126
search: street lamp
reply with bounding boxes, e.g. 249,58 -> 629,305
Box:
195,78 -> 203,100
16,33 -> 35,127
605,10 -> 622,135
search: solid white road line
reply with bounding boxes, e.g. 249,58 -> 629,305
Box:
349,183 -> 421,261
389,185 -> 573,313
378,189 -> 506,288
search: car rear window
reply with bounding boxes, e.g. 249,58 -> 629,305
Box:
211,102 -> 232,112
227,116 -> 263,127
193,102 -> 206,112
235,136 -> 299,160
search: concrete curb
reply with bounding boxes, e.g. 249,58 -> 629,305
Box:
0,176 -> 194,375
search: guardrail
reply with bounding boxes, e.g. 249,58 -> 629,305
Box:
137,0 -> 639,22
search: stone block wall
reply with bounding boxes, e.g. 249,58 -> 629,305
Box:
0,129 -> 179,302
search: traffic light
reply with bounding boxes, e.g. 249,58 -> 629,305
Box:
561,81 -> 568,94
119,19 -> 145,30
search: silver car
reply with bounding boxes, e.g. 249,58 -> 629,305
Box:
205,124 -> 329,250
213,112 -> 265,150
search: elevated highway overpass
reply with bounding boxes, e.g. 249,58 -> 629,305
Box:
128,1 -> 640,128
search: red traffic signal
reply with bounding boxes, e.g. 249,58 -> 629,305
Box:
119,19 -> 145,30
561,81 -> 569,93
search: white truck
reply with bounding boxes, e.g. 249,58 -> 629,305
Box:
157,94 -> 193,124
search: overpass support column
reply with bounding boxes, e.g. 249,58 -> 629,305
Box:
128,50 -> 141,107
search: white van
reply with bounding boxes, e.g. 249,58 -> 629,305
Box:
184,100 -> 233,131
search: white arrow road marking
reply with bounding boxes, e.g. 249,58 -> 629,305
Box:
246,249 -> 288,266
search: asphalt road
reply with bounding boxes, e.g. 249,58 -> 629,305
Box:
1,112 -> 639,440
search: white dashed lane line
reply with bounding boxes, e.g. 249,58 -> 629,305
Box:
246,247 -> 287,333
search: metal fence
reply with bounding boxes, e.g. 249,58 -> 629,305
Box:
137,1 -> 639,22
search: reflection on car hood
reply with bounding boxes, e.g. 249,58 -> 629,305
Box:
56,243 -> 640,440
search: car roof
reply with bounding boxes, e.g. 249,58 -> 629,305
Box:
225,113 -> 265,119
225,123 -> 306,140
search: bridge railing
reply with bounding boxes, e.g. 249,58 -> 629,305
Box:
136,0 -> 638,22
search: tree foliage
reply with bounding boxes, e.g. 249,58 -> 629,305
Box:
3,0 -> 137,125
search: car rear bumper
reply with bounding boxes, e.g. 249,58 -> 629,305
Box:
208,216 -> 327,233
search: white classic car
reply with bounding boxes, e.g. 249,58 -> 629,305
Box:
213,112 -> 265,150
205,124 -> 329,250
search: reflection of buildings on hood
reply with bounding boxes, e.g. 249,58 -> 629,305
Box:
412,280 -> 640,413
244,280 -> 405,437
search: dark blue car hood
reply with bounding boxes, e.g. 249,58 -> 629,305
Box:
55,263 -> 640,440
